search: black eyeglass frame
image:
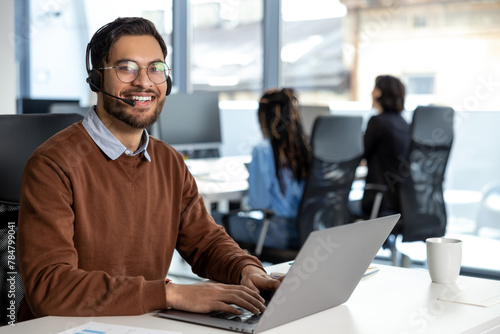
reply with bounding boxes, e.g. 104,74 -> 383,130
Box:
98,60 -> 171,84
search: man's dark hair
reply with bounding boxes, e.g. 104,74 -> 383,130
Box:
89,17 -> 167,70
375,75 -> 406,113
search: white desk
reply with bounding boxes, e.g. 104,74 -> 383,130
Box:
188,156 -> 251,212
4,265 -> 500,334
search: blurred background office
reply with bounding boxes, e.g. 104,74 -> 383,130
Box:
2,0 -> 500,276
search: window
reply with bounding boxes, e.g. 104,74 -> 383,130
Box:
281,0 -> 349,104
26,0 -> 173,103
413,15 -> 427,28
191,0 -> 263,99
405,74 -> 435,95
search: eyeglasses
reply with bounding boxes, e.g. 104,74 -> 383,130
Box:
99,60 -> 170,84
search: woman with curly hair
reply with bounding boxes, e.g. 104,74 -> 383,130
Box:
230,88 -> 311,249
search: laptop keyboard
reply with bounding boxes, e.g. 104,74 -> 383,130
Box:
209,290 -> 273,325
210,307 -> 262,324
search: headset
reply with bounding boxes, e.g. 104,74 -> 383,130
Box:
85,26 -> 172,106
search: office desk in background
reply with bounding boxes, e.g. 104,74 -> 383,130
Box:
189,155 -> 367,213
188,155 -> 251,212
188,156 -> 500,278
3,264 -> 500,334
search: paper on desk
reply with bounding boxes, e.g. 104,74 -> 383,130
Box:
438,282 -> 500,308
363,266 -> 379,277
58,321 -> 181,334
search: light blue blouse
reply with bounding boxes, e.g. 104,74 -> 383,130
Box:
247,140 -> 305,219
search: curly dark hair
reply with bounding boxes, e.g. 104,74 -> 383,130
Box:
87,17 -> 167,71
258,88 -> 311,183
374,75 -> 406,113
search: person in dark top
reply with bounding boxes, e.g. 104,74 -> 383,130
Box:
361,75 -> 411,227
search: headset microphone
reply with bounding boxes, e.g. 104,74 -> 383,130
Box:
86,77 -> 137,107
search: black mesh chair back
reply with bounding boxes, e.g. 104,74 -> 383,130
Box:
221,115 -> 363,263
296,115 -> 364,246
399,106 -> 454,242
0,113 -> 83,326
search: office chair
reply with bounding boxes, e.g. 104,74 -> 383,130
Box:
222,115 -> 363,263
0,113 -> 83,326
398,106 -> 454,242
364,106 -> 454,264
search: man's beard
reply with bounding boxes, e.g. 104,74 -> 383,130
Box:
102,94 -> 166,129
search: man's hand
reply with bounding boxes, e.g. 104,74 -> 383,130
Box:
240,265 -> 281,293
165,281 -> 266,315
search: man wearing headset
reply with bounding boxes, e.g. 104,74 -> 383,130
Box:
17,17 -> 278,321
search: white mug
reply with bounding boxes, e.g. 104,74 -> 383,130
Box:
426,237 -> 462,284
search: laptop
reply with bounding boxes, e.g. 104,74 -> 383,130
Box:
157,214 -> 400,333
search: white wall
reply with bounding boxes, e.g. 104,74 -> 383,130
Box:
0,0 -> 16,115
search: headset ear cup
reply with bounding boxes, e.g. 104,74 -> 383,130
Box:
87,69 -> 101,92
166,76 -> 172,96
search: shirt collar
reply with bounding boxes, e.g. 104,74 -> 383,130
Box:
82,107 -> 151,162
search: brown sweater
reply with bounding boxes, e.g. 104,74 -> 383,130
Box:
17,122 -> 262,320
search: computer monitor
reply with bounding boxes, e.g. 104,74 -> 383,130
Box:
21,98 -> 80,114
300,105 -> 331,138
157,92 -> 222,155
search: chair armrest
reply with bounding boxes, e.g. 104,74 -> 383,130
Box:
221,208 -> 274,229
363,183 -> 389,219
221,208 -> 275,257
